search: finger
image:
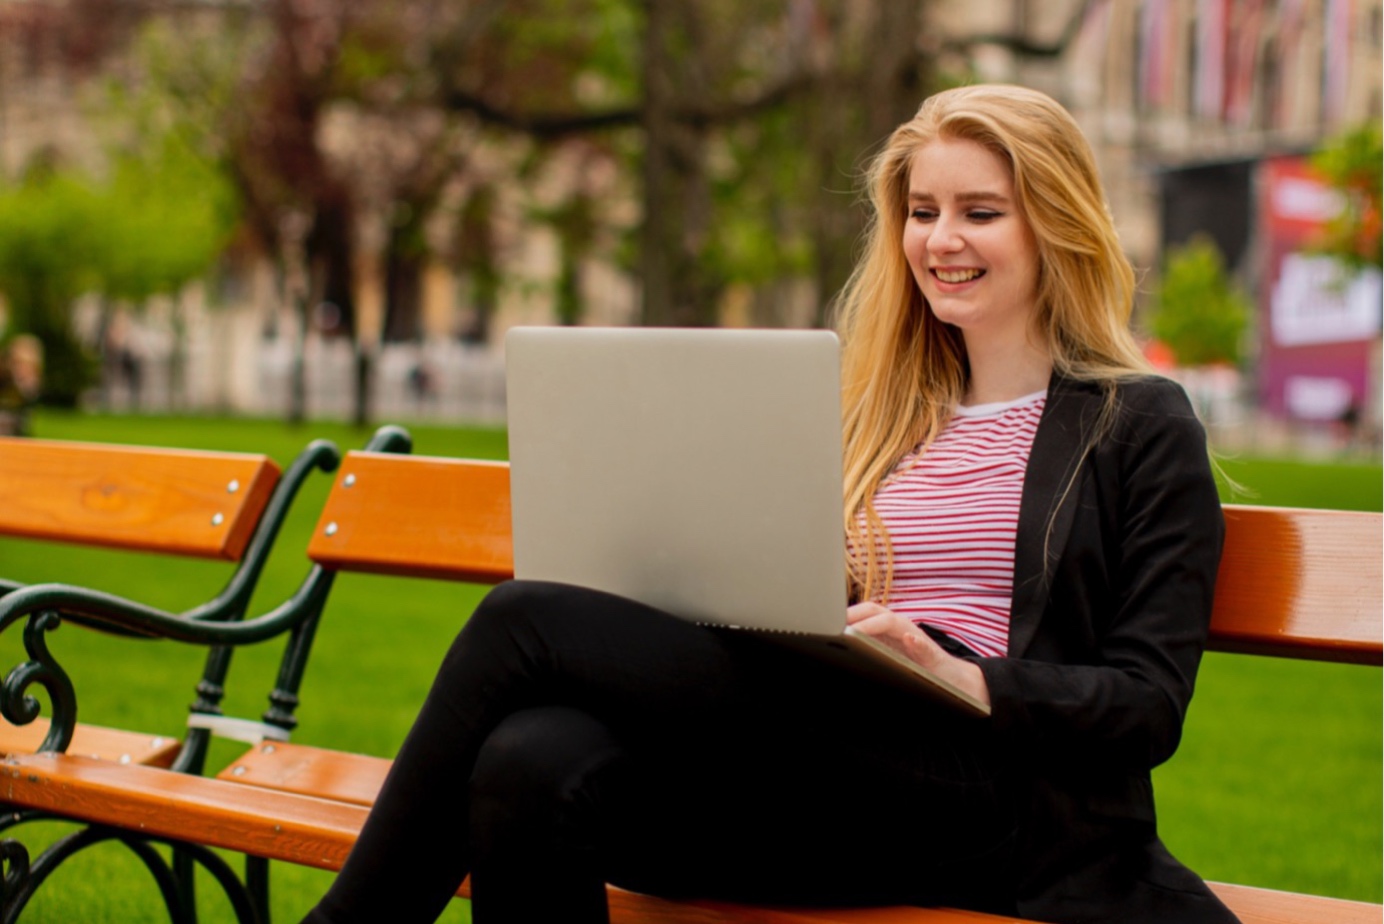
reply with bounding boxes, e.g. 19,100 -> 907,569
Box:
846,601 -> 889,624
848,611 -> 910,639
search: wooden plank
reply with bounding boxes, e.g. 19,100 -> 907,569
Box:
1207,882 -> 1384,924
0,752 -> 366,873
222,746 -> 1379,921
0,437 -> 280,561
0,753 -> 1374,924
0,754 -> 1041,923
306,459 -> 1384,665
0,717 -> 179,767
307,453 -> 513,583
217,742 -> 389,807
1210,506 -> 1383,664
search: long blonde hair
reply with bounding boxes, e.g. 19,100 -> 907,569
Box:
836,84 -> 1151,602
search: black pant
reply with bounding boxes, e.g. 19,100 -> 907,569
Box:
304,581 -> 1017,924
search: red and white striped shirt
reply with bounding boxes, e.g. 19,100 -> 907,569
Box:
865,391 -> 1046,658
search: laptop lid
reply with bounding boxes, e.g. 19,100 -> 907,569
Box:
505,326 -> 847,634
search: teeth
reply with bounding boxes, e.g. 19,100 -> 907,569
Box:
935,268 -> 983,283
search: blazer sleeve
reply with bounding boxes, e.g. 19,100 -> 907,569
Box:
975,379 -> 1225,770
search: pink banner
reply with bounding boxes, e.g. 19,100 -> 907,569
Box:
1259,157 -> 1382,421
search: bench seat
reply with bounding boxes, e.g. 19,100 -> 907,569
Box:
212,740 -> 1379,924
6,750 -> 1381,924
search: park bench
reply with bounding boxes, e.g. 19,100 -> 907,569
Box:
0,448 -> 1380,924
0,432 -> 351,919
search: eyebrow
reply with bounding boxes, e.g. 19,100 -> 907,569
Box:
907,191 -> 1012,205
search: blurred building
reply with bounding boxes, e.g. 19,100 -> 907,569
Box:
933,0 -> 1383,443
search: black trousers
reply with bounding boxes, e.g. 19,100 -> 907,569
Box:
304,580 -> 1017,924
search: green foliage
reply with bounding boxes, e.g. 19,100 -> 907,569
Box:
1310,120 -> 1383,271
696,108 -> 818,288
1146,236 -> 1252,366
0,130 -> 237,407
95,133 -> 239,303
0,170 -> 104,405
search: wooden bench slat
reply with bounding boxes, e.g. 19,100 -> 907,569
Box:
1211,506 -> 1383,664
4,750 -> 1379,924
211,742 -> 1381,924
0,718 -> 179,767
0,437 -> 281,561
0,752 -> 1058,923
306,453 -> 512,583
306,457 -> 1384,665
1205,882 -> 1383,924
0,752 -> 367,873
2,752 -> 1372,924
217,742 -> 390,806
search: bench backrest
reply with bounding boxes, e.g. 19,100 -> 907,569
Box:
0,437 -> 281,561
308,452 -> 1383,665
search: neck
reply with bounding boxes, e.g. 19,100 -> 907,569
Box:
962,330 -> 1053,406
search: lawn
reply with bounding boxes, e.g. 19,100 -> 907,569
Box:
0,410 -> 1379,922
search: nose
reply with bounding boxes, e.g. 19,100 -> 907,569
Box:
927,213 -> 964,255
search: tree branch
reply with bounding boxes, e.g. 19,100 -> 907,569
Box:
441,70 -> 815,139
943,0 -> 1094,59
441,89 -> 641,138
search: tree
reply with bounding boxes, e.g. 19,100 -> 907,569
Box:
1311,120 -> 1382,272
1145,235 -> 1251,367
141,0 -> 491,425
93,132 -> 239,407
432,0 -> 939,327
0,168 -> 103,407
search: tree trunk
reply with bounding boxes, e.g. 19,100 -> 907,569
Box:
809,1 -> 933,327
639,0 -> 718,327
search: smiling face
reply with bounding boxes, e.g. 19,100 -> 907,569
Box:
902,137 -> 1041,353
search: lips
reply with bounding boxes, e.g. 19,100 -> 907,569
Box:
932,267 -> 985,283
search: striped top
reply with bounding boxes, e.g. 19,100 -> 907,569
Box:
866,391 -> 1046,657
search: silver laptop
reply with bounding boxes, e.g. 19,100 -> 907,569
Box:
505,326 -> 988,717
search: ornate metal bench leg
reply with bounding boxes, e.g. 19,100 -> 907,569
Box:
174,845 -> 199,922
122,838 -> 195,924
169,839 -> 262,924
0,827 -> 186,923
246,854 -> 271,923
0,825 -> 262,924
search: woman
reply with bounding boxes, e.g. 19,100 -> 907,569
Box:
305,84 -> 1237,924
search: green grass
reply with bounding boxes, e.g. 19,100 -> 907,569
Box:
0,411 -> 1380,921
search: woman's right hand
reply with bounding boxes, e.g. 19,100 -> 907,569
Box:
847,602 -> 991,707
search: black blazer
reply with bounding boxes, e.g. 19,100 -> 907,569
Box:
974,373 -> 1240,924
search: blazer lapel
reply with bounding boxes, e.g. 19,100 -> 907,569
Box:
1008,373 -> 1102,657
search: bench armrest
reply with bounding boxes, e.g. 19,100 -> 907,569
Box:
0,581 -> 327,754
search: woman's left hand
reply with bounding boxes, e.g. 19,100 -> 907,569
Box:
846,602 -> 992,708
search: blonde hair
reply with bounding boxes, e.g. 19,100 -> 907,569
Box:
836,83 -> 1151,602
